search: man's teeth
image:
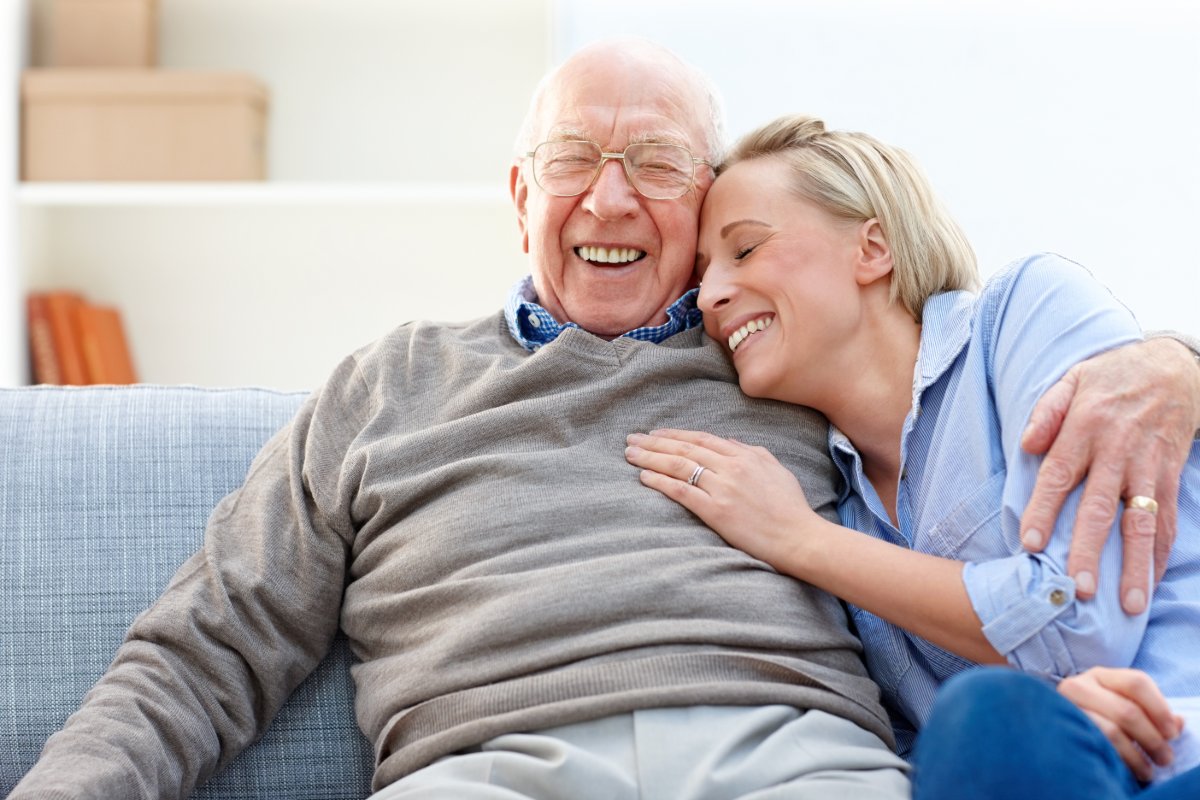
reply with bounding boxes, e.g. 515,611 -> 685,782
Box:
576,246 -> 645,264
728,317 -> 773,352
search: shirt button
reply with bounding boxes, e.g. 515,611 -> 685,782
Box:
1049,589 -> 1068,606
528,315 -> 541,328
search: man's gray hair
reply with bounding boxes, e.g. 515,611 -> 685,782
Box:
513,40 -> 727,165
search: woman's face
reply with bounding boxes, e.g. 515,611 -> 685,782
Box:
696,158 -> 869,404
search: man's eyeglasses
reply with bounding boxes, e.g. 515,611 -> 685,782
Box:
524,140 -> 712,201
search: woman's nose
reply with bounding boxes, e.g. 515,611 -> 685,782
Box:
697,271 -> 733,314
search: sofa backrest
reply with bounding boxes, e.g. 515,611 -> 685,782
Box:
0,385 -> 375,799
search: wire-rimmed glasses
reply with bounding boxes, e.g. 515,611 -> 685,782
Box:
525,140 -> 712,200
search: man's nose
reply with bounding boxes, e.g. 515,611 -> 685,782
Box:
581,159 -> 640,219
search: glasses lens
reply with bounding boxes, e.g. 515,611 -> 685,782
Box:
625,143 -> 695,199
533,141 -> 602,196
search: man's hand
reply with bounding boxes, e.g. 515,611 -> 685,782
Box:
1056,667 -> 1183,783
1020,338 -> 1200,614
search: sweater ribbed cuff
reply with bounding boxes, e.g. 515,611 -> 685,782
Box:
1146,330 -> 1200,438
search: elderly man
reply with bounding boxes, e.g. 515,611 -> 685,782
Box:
13,40 -> 1200,800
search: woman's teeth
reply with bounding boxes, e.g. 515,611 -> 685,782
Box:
728,316 -> 773,352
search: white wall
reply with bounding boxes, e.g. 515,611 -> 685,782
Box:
555,0 -> 1199,332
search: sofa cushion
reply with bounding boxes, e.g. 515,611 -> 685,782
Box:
0,385 -> 375,799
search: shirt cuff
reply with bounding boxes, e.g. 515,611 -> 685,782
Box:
963,556 -> 1077,677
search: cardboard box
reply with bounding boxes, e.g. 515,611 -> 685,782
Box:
21,70 -> 269,181
52,0 -> 159,68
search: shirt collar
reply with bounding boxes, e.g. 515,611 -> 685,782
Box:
828,287 -> 977,494
503,276 -> 703,351
915,289 -> 977,391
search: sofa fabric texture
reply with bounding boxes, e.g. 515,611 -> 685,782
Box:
0,385 -> 374,799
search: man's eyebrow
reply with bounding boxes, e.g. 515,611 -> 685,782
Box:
721,219 -> 771,238
627,131 -> 690,148
545,127 -> 590,142
543,129 -> 691,148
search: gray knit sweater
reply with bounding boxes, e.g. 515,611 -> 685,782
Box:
14,314 -> 888,798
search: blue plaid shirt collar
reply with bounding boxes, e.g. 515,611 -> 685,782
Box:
503,276 -> 703,351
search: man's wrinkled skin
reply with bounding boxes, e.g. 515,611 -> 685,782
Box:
1021,337 -> 1200,614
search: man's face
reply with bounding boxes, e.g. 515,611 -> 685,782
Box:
511,52 -> 715,337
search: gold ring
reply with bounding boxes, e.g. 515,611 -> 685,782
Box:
1126,495 -> 1159,515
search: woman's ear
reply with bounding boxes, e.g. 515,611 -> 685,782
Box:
854,218 -> 893,286
510,162 -> 530,253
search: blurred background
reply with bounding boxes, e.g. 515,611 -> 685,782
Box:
2,0 -> 1196,389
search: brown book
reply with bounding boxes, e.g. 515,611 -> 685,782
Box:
75,302 -> 137,385
26,293 -> 62,384
42,291 -> 88,385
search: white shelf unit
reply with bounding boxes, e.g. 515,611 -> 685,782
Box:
6,0 -> 551,389
17,182 -> 510,207
1,3 -> 25,387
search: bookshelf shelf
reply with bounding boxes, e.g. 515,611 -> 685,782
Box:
17,182 -> 511,207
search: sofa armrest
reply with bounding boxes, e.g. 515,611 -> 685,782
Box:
0,385 -> 374,799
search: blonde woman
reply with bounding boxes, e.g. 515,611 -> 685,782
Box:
625,115 -> 1200,798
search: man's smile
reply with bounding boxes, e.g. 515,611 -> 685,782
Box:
574,246 -> 647,265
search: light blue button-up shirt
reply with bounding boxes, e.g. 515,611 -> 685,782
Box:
830,253 -> 1200,757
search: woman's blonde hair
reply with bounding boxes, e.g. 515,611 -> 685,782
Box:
722,115 -> 979,320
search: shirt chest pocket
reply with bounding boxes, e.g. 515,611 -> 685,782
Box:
920,471 -> 1006,559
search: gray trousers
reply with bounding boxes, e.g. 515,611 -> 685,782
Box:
372,705 -> 911,799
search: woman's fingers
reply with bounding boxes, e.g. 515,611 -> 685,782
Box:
1078,708 -> 1154,783
1058,667 -> 1180,778
635,461 -> 713,512
630,450 -> 735,536
626,439 -> 718,488
639,428 -> 746,457
1094,667 -> 1182,745
625,430 -> 743,489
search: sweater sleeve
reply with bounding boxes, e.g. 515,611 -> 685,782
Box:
9,355 -> 372,800
1145,329 -> 1200,440
1146,329 -> 1200,360
960,253 -> 1150,678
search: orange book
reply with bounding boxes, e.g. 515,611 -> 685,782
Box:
26,293 -> 62,384
75,302 -> 138,384
42,291 -> 88,385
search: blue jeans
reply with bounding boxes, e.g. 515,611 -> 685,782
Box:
912,668 -> 1200,799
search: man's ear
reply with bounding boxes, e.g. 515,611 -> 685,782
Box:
855,218 -> 893,286
510,162 -> 529,254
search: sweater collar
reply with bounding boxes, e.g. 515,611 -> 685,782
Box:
503,276 -> 702,352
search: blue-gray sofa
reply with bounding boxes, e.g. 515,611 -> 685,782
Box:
0,385 -> 375,798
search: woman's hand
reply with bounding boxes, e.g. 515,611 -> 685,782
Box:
1056,666 -> 1184,782
624,428 -> 817,567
